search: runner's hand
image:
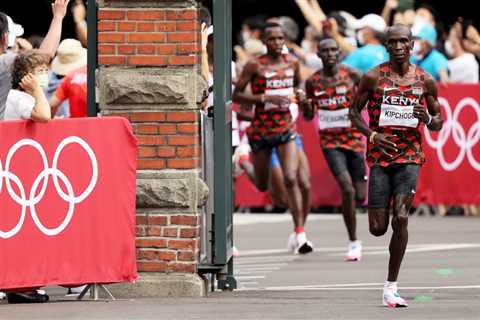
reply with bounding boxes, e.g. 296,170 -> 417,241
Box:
52,0 -> 70,20
413,105 -> 429,123
264,95 -> 290,105
373,133 -> 398,158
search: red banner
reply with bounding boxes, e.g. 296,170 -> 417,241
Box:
416,84 -> 480,205
0,117 -> 138,290
236,84 -> 480,207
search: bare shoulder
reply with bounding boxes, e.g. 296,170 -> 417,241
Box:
360,67 -> 380,88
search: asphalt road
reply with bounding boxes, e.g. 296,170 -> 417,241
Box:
1,213 -> 479,320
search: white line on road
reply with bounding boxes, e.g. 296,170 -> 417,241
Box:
235,276 -> 266,280
234,214 -> 341,226
259,284 -> 480,291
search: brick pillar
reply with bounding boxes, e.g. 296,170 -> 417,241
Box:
97,0 -> 209,298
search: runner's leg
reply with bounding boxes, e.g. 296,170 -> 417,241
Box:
251,148 -> 272,192
297,145 -> 311,225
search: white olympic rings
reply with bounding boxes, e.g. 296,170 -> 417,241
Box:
424,97 -> 480,171
0,136 -> 98,239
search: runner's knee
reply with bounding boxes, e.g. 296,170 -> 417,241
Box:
392,214 -> 408,231
283,171 -> 298,189
341,183 -> 355,199
369,225 -> 388,237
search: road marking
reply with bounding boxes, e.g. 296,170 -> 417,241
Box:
257,284 -> 480,291
234,214 -> 341,226
238,243 -> 480,257
235,276 -> 266,280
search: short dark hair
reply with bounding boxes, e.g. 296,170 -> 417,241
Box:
0,12 -> 8,34
243,15 -> 266,32
11,50 -> 50,90
263,22 -> 283,34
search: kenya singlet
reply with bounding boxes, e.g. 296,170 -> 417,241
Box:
367,62 -> 429,167
306,65 -> 364,152
248,53 -> 296,141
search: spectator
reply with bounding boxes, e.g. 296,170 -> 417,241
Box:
49,64 -> 87,118
446,21 -> 479,83
235,15 -> 266,63
411,22 -> 449,84
342,14 -> 388,73
48,38 -> 87,117
4,51 -> 51,122
0,0 -> 69,120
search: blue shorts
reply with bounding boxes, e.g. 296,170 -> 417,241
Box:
271,135 -> 304,168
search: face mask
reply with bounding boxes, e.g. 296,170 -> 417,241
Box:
412,41 -> 423,59
301,40 -> 312,53
356,30 -> 366,46
35,72 -> 49,89
241,31 -> 251,43
444,40 -> 455,57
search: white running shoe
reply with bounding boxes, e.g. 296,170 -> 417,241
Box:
232,246 -> 240,257
345,240 -> 362,261
233,143 -> 250,178
295,232 -> 314,254
383,290 -> 408,308
287,233 -> 297,252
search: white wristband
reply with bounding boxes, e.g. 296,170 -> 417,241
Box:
426,114 -> 433,126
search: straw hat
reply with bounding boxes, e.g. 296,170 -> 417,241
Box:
51,39 -> 87,76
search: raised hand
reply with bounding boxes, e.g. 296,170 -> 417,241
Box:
52,0 -> 70,20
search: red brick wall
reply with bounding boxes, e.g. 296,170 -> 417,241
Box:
112,112 -> 200,170
98,9 -> 199,67
98,5 -> 204,275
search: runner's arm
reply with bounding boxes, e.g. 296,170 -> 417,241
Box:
349,70 -> 377,137
232,60 -> 289,105
421,76 -> 443,132
301,77 -> 315,121
232,60 -> 262,105
350,69 -> 398,156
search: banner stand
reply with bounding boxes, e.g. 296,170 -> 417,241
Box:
77,284 -> 116,301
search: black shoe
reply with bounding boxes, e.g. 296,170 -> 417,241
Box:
6,291 -> 49,304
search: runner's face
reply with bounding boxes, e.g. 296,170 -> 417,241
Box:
264,27 -> 285,56
386,29 -> 413,64
317,40 -> 339,67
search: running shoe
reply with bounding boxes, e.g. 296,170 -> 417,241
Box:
233,143 -> 250,178
345,240 -> 362,261
287,233 -> 297,252
383,290 -> 408,308
232,246 -> 240,257
295,232 -> 314,254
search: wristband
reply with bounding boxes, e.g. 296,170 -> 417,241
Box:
369,131 -> 378,144
260,94 -> 265,103
426,114 -> 433,126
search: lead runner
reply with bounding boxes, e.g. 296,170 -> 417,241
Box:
349,24 -> 443,308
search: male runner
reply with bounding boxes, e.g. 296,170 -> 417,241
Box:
349,24 -> 443,307
303,38 -> 366,261
235,103 -> 312,254
233,22 -> 313,253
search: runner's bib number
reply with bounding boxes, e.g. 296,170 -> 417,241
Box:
318,108 -> 351,130
379,104 -> 419,128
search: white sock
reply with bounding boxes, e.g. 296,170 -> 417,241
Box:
350,240 -> 361,246
384,281 -> 398,293
296,232 -> 307,245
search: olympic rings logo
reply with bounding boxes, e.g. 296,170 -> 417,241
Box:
0,137 -> 98,239
424,97 -> 480,171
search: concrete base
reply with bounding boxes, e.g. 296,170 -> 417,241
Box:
107,273 -> 206,298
